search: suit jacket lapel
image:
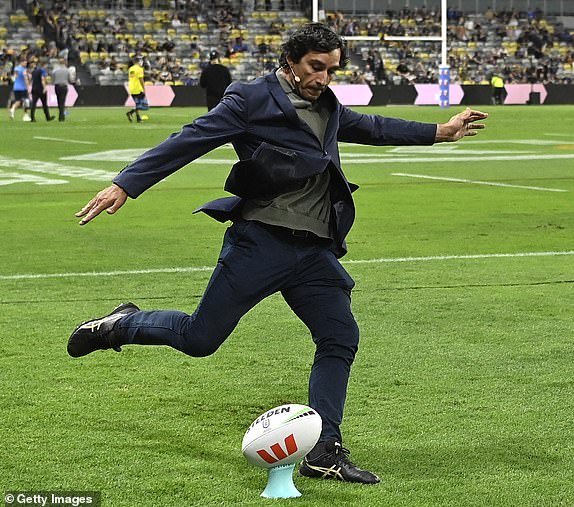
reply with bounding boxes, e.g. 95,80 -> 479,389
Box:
264,73 -> 319,140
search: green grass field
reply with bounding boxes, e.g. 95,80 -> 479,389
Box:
1,105 -> 573,507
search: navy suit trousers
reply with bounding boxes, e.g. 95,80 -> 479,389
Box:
117,219 -> 360,441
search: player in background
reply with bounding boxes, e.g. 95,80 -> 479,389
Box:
30,58 -> 55,122
126,56 -> 146,123
10,57 -> 31,121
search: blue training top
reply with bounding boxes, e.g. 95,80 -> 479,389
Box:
13,65 -> 28,91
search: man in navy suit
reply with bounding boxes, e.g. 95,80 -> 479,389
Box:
68,23 -> 487,483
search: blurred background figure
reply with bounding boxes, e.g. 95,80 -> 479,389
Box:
10,57 -> 31,121
52,58 -> 73,122
30,59 -> 55,122
126,55 -> 146,123
199,50 -> 232,111
491,72 -> 505,105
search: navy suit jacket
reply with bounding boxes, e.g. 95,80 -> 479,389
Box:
114,71 -> 437,257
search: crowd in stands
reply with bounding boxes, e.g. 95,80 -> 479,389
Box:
326,6 -> 574,86
1,0 -> 573,91
1,0 -> 301,86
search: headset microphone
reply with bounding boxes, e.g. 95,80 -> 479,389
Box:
289,65 -> 301,83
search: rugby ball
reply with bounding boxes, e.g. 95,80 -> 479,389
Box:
242,404 -> 322,469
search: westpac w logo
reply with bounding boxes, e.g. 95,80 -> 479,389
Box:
256,434 -> 298,464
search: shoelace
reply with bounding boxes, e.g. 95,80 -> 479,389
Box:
333,445 -> 356,466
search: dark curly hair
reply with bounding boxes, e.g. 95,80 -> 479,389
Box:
279,23 -> 349,69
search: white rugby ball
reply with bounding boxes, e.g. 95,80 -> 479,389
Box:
242,404 -> 322,469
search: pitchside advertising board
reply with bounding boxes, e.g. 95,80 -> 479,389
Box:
3,84 -> 571,108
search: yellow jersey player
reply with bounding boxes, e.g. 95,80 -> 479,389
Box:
126,56 -> 147,123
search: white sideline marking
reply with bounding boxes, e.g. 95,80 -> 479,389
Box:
467,139 -> 572,145
0,266 -> 213,281
346,154 -> 574,164
392,172 -> 568,192
34,136 -> 97,145
149,153 -> 574,166
1,251 -> 572,281
344,251 -> 574,265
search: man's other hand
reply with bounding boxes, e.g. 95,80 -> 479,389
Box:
435,108 -> 488,142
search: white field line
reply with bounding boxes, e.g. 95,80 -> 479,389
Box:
392,172 -> 568,192
344,251 -> 574,265
1,251 -> 572,281
344,154 -> 574,164
190,153 -> 574,165
33,136 -> 97,145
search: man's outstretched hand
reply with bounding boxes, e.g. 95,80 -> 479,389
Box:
435,108 -> 488,142
75,183 -> 128,225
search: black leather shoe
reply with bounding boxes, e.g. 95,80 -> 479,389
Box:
126,111 -> 133,122
67,303 -> 139,357
299,440 -> 380,484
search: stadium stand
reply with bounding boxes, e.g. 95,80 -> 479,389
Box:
1,0 -> 311,86
1,0 -> 573,89
327,7 -> 574,86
